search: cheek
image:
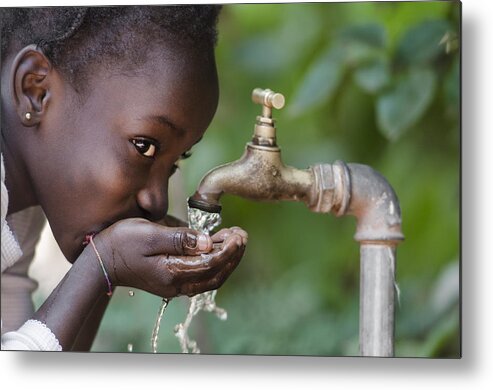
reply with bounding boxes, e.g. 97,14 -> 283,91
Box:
78,149 -> 140,207
43,127 -> 136,216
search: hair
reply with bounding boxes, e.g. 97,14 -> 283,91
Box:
1,5 -> 222,92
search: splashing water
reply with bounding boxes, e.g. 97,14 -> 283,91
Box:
173,207 -> 226,353
149,206 -> 225,353
186,206 -> 222,235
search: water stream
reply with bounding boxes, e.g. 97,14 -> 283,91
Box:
150,206 -> 225,353
150,297 -> 170,353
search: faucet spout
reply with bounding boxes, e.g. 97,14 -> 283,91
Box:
189,88 -> 318,213
188,143 -> 316,213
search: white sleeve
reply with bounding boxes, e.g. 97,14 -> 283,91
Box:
1,154 -> 23,273
1,319 -> 62,351
2,154 -> 61,351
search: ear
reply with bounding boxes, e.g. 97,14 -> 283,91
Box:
10,44 -> 53,127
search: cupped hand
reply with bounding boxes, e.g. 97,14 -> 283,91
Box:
87,218 -> 247,298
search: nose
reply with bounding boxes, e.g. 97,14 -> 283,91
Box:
136,174 -> 169,221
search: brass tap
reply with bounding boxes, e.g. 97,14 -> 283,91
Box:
188,88 -> 403,245
188,88 -> 318,213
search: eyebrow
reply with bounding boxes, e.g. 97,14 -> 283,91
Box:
142,115 -> 187,136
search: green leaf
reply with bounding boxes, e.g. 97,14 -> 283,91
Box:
383,1 -> 453,48
377,68 -> 436,140
395,20 -> 451,66
338,23 -> 387,49
353,58 -> 391,93
288,47 -> 344,117
337,23 -> 387,66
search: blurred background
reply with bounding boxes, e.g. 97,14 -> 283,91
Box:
30,1 -> 460,357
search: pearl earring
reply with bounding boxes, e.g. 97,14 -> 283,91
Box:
25,112 -> 32,121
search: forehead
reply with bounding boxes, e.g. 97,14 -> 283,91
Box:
77,45 -> 219,136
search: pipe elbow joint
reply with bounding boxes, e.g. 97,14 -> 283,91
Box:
346,163 -> 404,244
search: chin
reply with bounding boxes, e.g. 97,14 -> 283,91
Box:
64,244 -> 82,264
56,234 -> 85,264
55,223 -> 109,264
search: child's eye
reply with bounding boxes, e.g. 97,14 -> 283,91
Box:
131,138 -> 158,158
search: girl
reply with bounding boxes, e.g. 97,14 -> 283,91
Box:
0,5 -> 247,351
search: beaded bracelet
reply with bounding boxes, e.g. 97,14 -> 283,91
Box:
84,233 -> 113,297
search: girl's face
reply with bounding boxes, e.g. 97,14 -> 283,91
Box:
28,48 -> 219,262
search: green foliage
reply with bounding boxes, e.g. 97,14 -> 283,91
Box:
94,1 -> 460,357
289,47 -> 344,117
377,67 -> 437,140
395,20 -> 452,66
286,7 -> 458,141
354,58 -> 391,93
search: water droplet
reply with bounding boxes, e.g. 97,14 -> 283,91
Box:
127,343 -> 133,352
128,290 -> 135,297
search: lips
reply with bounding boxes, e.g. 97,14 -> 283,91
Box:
82,232 -> 98,246
82,221 -> 112,246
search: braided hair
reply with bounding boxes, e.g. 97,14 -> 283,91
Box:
1,5 -> 222,92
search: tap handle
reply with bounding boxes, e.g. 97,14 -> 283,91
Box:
251,88 -> 284,146
252,88 -> 285,111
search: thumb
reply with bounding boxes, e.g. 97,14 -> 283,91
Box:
143,224 -> 213,256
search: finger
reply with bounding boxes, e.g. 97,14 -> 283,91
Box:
211,227 -> 248,245
142,224 -> 212,256
211,227 -> 247,240
206,232 -> 244,269
155,233 -> 245,284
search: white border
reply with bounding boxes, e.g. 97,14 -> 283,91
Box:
1,0 -> 491,389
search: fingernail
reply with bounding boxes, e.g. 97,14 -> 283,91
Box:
184,233 -> 198,249
197,234 -> 212,252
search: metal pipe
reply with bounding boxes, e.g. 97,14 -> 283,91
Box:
347,164 -> 403,357
359,244 -> 397,357
345,163 -> 403,357
316,162 -> 403,357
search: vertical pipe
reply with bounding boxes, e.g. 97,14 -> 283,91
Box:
359,244 -> 396,357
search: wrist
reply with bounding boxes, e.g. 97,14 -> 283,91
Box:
79,237 -> 115,296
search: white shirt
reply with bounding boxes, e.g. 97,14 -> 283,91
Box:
1,153 -> 62,351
